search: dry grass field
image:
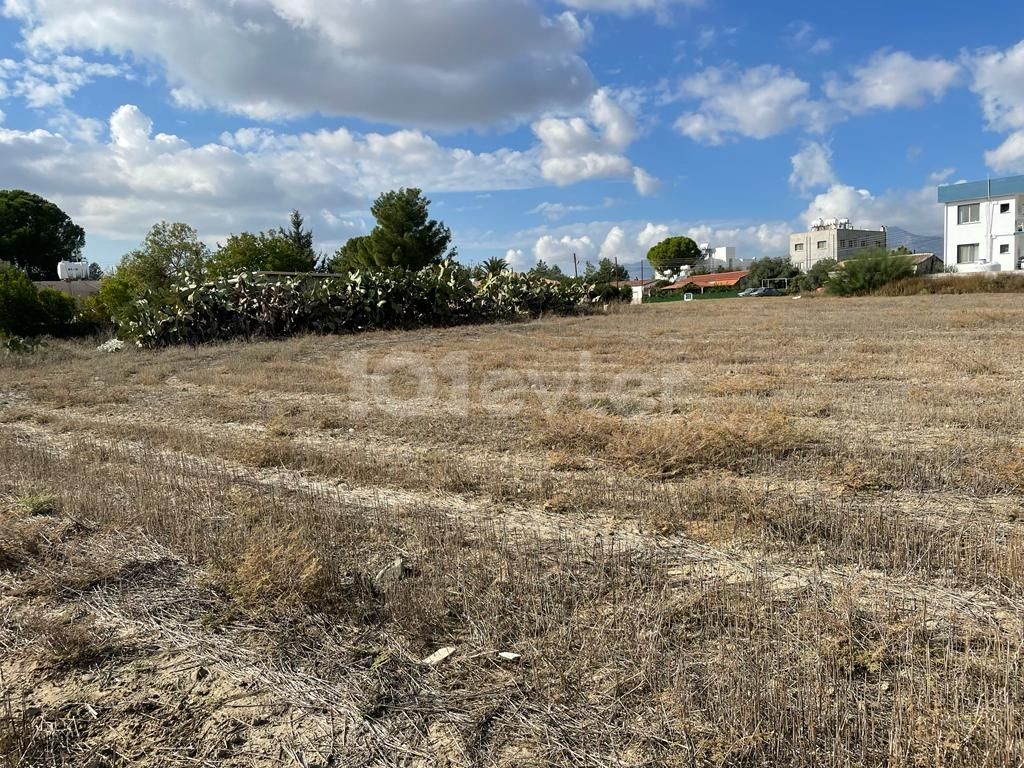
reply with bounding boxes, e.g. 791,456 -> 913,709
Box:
2,293 -> 1024,767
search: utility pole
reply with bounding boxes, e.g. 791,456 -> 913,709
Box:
573,252 -> 578,280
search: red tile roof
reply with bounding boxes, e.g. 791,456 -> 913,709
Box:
663,270 -> 750,290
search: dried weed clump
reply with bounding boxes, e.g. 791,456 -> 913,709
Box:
610,410 -> 811,478
221,527 -> 333,615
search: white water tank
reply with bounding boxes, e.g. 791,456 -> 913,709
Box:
57,261 -> 89,281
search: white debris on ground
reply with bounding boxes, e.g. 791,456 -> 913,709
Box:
97,339 -> 126,352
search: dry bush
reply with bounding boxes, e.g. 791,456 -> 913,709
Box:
221,527 -> 334,615
638,471 -> 762,536
608,410 -> 811,478
877,273 -> 1024,296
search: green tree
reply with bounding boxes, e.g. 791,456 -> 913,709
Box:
0,190 -> 86,279
795,258 -> 837,293
0,262 -> 45,336
88,262 -> 104,280
646,236 -> 702,279
98,221 -> 210,322
747,256 -> 800,289
479,256 -> 509,277
828,249 -> 915,296
279,210 -> 317,271
528,259 -> 566,281
326,235 -> 372,273
586,257 -> 629,283
208,231 -> 313,278
363,188 -> 453,270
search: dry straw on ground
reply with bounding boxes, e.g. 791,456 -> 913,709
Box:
2,293 -> 1024,766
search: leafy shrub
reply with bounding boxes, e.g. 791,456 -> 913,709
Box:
126,260 -> 598,347
592,282 -> 632,303
828,249 -> 915,296
0,263 -> 44,337
36,288 -> 77,331
794,258 -> 837,293
3,335 -> 45,355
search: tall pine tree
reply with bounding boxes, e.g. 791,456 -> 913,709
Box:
279,210 -> 317,271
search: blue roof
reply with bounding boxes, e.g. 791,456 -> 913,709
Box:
938,175 -> 1024,204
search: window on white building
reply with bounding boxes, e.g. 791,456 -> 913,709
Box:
1000,202 -> 1011,214
794,243 -> 804,252
958,203 -> 980,224
1000,244 -> 1010,255
957,244 -> 979,264
816,240 -> 827,249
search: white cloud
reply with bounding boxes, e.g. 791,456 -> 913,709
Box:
4,0 -> 595,128
825,51 -> 960,112
529,201 -> 593,221
672,50 -> 960,146
801,182 -> 940,234
0,104 -> 555,243
969,41 -> 1024,174
0,97 -> 663,253
505,248 -> 531,272
532,234 -> 596,272
673,65 -> 829,144
787,23 -> 831,55
534,88 -> 658,193
0,55 -> 123,108
986,133 -> 1024,174
507,219 -> 791,277
632,167 -> 661,196
637,222 -> 671,250
789,141 -> 836,193
598,225 -> 628,263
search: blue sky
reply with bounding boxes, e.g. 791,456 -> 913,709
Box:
0,0 -> 1022,275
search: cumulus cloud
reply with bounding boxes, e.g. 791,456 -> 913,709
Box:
0,55 -> 124,108
532,234 -> 596,272
970,41 -> 1024,173
672,50 -> 960,146
0,104 -> 556,243
824,51 -> 960,112
505,248 -> 531,272
789,141 -> 836,193
3,0 -> 596,127
533,89 -> 659,193
598,226 -> 628,263
508,219 -> 791,277
986,133 -> 1024,174
637,222 -> 671,250
801,182 -> 941,234
673,65 -> 829,144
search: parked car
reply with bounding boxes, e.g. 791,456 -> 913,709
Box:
743,287 -> 785,297
737,287 -> 758,297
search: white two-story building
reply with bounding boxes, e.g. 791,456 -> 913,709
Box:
938,175 -> 1024,271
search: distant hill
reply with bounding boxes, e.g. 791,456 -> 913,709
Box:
886,226 -> 943,256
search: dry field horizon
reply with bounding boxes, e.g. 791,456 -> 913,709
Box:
3,293 -> 1024,767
